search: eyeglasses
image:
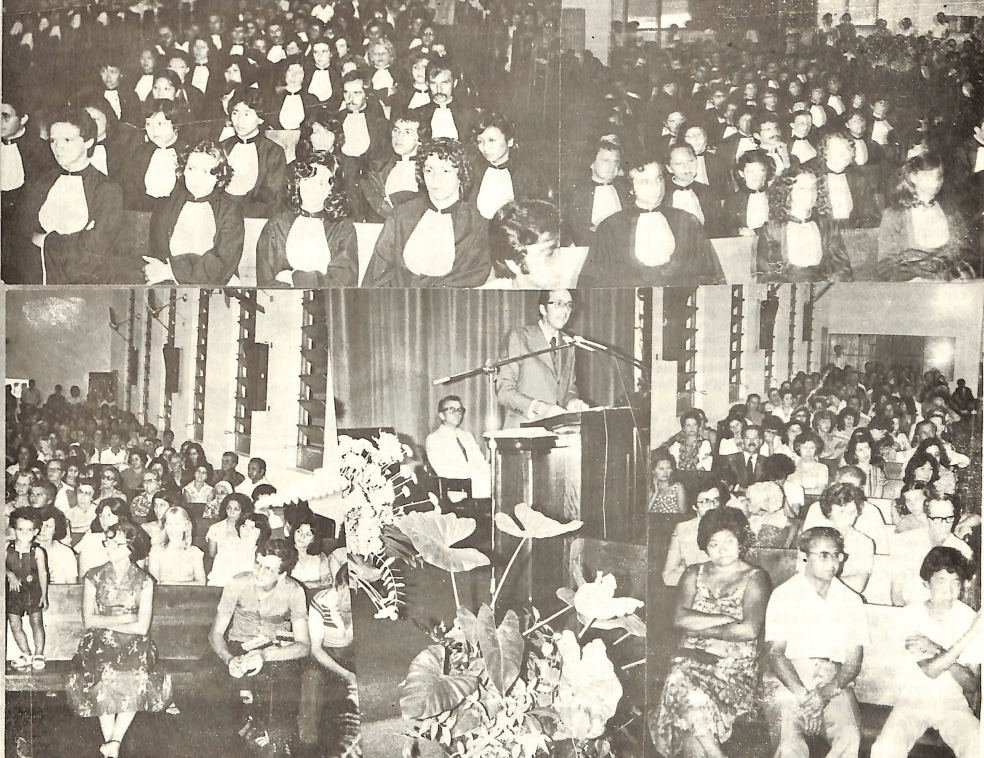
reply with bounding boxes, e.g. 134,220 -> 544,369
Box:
696,497 -> 720,506
548,301 -> 573,310
102,474 -> 116,480
442,406 -> 465,414
807,551 -> 846,561
928,515 -> 955,524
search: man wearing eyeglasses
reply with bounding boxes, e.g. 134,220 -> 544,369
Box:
890,490 -> 973,607
763,526 -> 869,758
425,395 -> 491,499
495,289 -> 589,429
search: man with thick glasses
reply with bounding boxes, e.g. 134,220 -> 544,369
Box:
495,289 -> 589,429
763,526 -> 869,758
425,395 -> 491,499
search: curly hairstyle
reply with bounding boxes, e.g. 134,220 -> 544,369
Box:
290,507 -> 325,556
489,200 -> 558,277
297,111 -> 345,161
286,150 -> 349,220
680,408 -> 704,429
106,519 -> 152,563
736,148 -> 776,184
819,481 -> 865,518
915,436 -> 951,468
904,450 -> 940,485
919,545 -> 972,582
692,473 -> 729,509
766,163 -> 833,224
369,36 -> 397,66
762,453 -> 797,482
178,140 -> 234,192
222,492 -> 253,520
817,130 -> 856,170
844,429 -> 884,465
415,138 -> 473,197
794,430 -> 825,456
9,506 -> 42,532
697,506 -> 753,554
890,151 -> 945,209
49,105 -> 98,145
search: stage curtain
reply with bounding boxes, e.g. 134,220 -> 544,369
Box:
325,289 -> 639,460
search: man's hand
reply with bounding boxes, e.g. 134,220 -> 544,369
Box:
534,402 -> 567,419
242,649 -> 265,676
797,688 -> 824,736
228,656 -> 246,678
906,633 -> 944,658
566,399 -> 590,412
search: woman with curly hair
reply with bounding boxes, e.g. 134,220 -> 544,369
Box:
364,137 -> 492,286
256,151 -> 359,287
842,429 -> 887,498
145,140 -> 245,285
876,152 -> 975,280
818,132 -> 880,229
650,506 -> 770,758
755,163 -> 853,282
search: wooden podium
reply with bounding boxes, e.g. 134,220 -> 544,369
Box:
488,407 -> 648,617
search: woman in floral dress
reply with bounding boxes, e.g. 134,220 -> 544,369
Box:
651,507 -> 771,758
66,520 -> 172,758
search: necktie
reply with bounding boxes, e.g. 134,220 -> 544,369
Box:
455,432 -> 469,462
746,455 -> 755,478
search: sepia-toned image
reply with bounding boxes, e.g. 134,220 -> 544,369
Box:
4,288 -> 354,758
324,287 -> 653,756
645,282 -> 982,758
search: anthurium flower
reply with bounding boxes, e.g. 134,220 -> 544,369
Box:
494,502 -> 582,540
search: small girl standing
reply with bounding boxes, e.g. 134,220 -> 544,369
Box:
6,507 -> 49,670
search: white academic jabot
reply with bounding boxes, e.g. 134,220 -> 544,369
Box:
475,163 -> 515,219
871,119 -> 891,145
229,44 -> 245,56
308,69 -> 333,101
735,136 -> 757,159
90,143 -> 109,176
694,154 -> 709,184
145,146 -> 179,198
827,172 -> 853,220
431,105 -> 458,140
1,138 -> 26,191
911,203 -> 949,250
104,89 -> 122,119
408,89 -> 430,109
135,73 -> 154,101
404,203 -> 456,277
634,209 -> 675,267
590,183 -> 621,228
286,214 -> 331,273
828,95 -> 845,115
192,64 -> 210,93
973,144 -> 984,173
226,139 -> 260,196
372,68 -> 395,92
267,45 -> 286,63
786,218 -> 823,267
279,92 -> 305,130
341,111 -> 371,157
170,199 -> 216,256
745,191 -> 769,230
671,185 -> 704,224
790,138 -> 817,164
853,138 -> 869,166
384,157 -> 418,200
39,173 -> 89,235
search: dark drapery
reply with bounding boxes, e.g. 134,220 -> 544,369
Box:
325,289 -> 642,460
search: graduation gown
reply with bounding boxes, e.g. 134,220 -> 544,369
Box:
255,209 -> 359,287
147,188 -> 246,285
585,205 -> 726,286
561,176 -> 630,247
363,195 -> 491,287
19,164 -> 133,284
219,134 -> 287,218
420,101 -> 480,142
337,103 -> 392,221
269,89 -> 321,131
755,217 -> 853,282
875,201 -> 975,281
822,169 -> 879,229
467,155 -> 550,220
123,138 -> 188,212
361,154 -> 421,220
667,180 -> 722,237
722,188 -> 769,237
1,131 -> 50,282
303,65 -> 342,109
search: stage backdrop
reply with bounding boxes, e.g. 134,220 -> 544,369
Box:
325,289 -> 639,461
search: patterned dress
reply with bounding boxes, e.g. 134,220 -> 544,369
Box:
66,562 -> 172,717
652,564 -> 760,757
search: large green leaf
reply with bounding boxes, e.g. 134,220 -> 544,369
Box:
456,606 -> 481,648
400,507 -> 491,573
401,645 -> 481,720
477,605 -> 524,696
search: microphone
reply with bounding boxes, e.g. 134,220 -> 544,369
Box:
432,375 -> 452,386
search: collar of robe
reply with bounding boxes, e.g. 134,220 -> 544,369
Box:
671,178 -> 694,189
285,87 -> 303,95
60,166 -> 86,176
634,203 -> 662,213
592,178 -> 612,186
298,206 -> 326,218
347,106 -> 367,115
487,160 -> 510,171
2,127 -> 26,145
236,133 -> 259,144
427,198 -> 458,214
913,199 -> 938,209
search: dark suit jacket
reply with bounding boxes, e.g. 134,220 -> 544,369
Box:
495,323 -> 578,429
719,452 -> 767,490
561,176 -> 630,247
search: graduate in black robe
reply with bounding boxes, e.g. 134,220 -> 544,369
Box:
419,59 -> 480,143
721,150 -> 774,238
561,139 -> 630,247
219,87 -> 287,218
337,70 -> 391,221
364,138 -> 491,287
123,99 -> 189,212
361,106 -> 425,220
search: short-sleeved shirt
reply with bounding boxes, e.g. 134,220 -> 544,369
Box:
892,600 -> 976,702
766,572 -> 869,687
217,570 -> 307,645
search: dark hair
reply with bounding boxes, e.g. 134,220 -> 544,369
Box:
228,86 -> 267,119
767,163 -> 832,224
892,152 -> 945,209
31,478 -> 57,500
77,476 -> 99,494
475,111 -> 516,147
285,151 -> 349,219
697,506 -> 752,553
736,148 -> 776,181
223,493 -> 253,520
692,473 -> 729,509
237,510 -> 272,543
415,138 -> 473,197
680,409 -> 703,428
390,105 -> 429,139
438,395 -> 462,413
794,430 -> 825,456
844,429 -> 883,465
50,106 -> 98,145
798,525 -> 844,554
257,537 -> 298,574
820,482 -> 864,518
426,54 -> 456,80
106,520 -> 152,563
142,97 -> 182,126
651,446 -> 678,474
291,508 -> 324,555
489,200 -> 559,279
762,453 -> 796,482
341,68 -> 368,89
37,505 -> 70,541
915,437 -> 950,468
904,450 -> 940,485
252,483 -> 277,499
836,407 -> 859,431
919,545 -> 971,582
10,506 -> 42,531
91,497 -> 132,533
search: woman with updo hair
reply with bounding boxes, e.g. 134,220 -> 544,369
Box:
256,150 -> 358,287
651,506 -> 770,758
668,410 -> 714,472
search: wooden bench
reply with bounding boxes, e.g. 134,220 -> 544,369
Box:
5,584 -> 222,692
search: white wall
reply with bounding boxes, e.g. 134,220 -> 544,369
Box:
563,0 -> 615,64
694,285 -> 733,423
202,292 -> 239,456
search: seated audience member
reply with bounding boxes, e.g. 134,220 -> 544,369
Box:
764,527 -> 868,758
756,164 -> 853,282
662,476 -> 729,586
761,453 -> 805,518
204,480 -> 235,520
304,40 -> 342,106
215,451 -> 246,489
147,505 -> 206,585
361,107 -> 425,220
206,493 -> 248,564
665,143 -> 721,236
420,57 -> 479,142
562,139 -> 629,248
819,132 -> 878,229
337,69 -> 389,219
722,149 -> 773,237
37,506 -> 79,584
236,458 -> 271,498
17,106 -> 129,284
684,125 -> 727,190
220,87 -> 287,219
146,140 -> 245,285
647,448 -> 687,515
63,477 -> 99,539
804,466 -> 889,554
471,113 -> 544,221
425,394 -> 492,499
787,111 -> 819,167
718,426 -> 768,493
891,491 -> 974,607
270,61 -> 317,132
125,100 -> 187,212
914,437 -> 958,495
870,547 -> 980,758
484,200 -> 566,289
716,414 -> 747,458
399,50 -> 432,111
364,138 -> 491,287
584,148 -> 724,287
810,483 -> 874,594
76,497 -> 131,575
743,480 -> 797,548
788,432 -> 829,494
256,150 -> 358,287
208,539 -> 310,754
877,152 -> 974,281
182,464 -> 214,513
208,509 -> 269,588
842,429 -> 886,499
667,410 -> 714,472
289,508 -> 336,590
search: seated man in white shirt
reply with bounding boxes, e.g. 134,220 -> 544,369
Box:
235,457 -> 272,498
424,395 -> 491,500
764,526 -> 869,758
870,546 -> 980,758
